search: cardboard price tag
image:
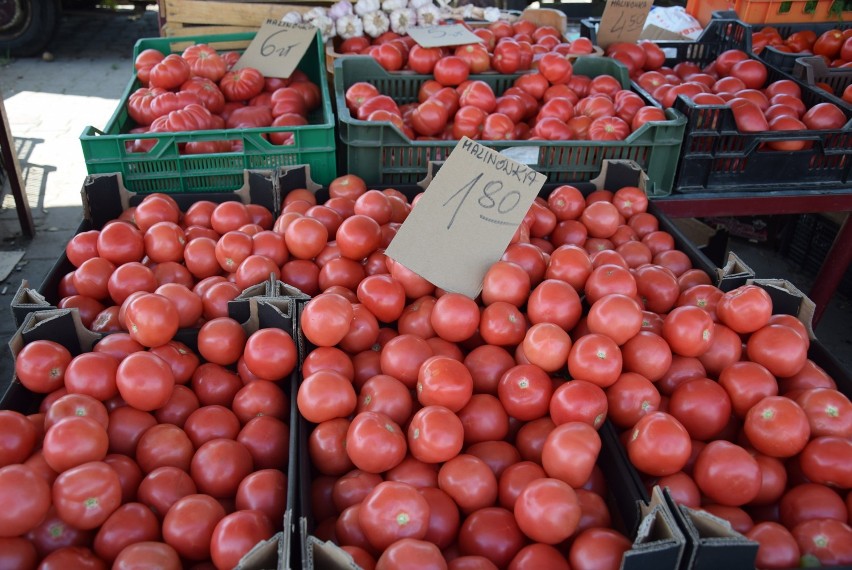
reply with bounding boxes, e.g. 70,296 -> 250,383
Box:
232,19 -> 316,78
407,24 -> 483,48
596,0 -> 653,48
385,138 -> 545,299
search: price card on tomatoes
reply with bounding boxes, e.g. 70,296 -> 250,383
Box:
596,0 -> 653,48
407,24 -> 483,48
232,19 -> 316,78
385,137 -> 545,299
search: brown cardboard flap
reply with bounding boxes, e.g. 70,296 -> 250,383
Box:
590,160 -> 648,194
750,278 -> 817,340
236,531 -> 284,570
305,536 -> 361,570
716,251 -> 755,292
665,494 -> 758,570
639,23 -> 691,41
621,486 -> 686,570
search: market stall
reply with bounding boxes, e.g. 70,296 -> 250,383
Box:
2,3 -> 852,569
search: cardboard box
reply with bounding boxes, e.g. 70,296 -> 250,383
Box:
5,296 -> 302,569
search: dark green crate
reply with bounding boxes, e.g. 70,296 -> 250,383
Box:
80,31 -> 337,193
333,56 -> 686,196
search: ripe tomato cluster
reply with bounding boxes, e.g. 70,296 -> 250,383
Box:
336,19 -> 596,74
345,60 -> 667,142
127,44 -> 322,153
6,310 -> 295,568
280,173 -> 852,568
632,48 -> 848,145
55,194 -> 306,332
753,26 -> 852,68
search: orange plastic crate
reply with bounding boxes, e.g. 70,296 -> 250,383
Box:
687,0 -> 849,25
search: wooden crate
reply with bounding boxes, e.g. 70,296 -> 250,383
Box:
159,0 -> 333,36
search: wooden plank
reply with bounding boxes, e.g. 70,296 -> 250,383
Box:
161,22 -> 264,37
162,0 -> 322,27
0,93 -> 34,238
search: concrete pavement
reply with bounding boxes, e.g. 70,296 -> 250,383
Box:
0,7 -> 159,380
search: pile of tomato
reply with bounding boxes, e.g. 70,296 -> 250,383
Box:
127,44 -> 322,153
275,175 -> 852,569
752,26 -> 852,68
335,19 -> 597,74
345,56 -> 669,142
622,46 -> 850,142
3,201 -> 303,569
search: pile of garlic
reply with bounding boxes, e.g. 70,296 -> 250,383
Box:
282,0 -> 505,42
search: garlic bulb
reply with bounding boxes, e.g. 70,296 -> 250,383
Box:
281,11 -> 303,24
381,0 -> 407,12
483,6 -> 501,22
336,14 -> 364,39
416,4 -> 441,27
302,7 -> 327,22
312,14 -> 336,41
363,10 -> 390,37
354,0 -> 380,16
390,8 -> 416,35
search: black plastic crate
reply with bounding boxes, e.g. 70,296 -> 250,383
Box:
780,213 -> 852,298
632,20 -> 852,194
757,21 -> 852,74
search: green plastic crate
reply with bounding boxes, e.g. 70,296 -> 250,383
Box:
333,56 -> 686,196
80,31 -> 337,193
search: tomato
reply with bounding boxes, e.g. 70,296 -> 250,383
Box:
480,113 -> 514,141
719,361 -> 778,418
693,441 -> 761,506
627,412 -> 691,477
799,436 -> 852,488
567,333 -> 622,388
410,99 -> 449,137
542,422 -> 600,488
729,97 -> 769,132
197,317 -> 247,365
162,493 -> 226,561
209,510 -> 274,570
792,518 -> 852,566
747,323 -> 808,378
149,54 -> 191,90
93,502 -> 160,562
0,464 -> 51,537
0,410 -> 37,467
43,416 -> 109,473
662,305 -> 715,358
136,423 -> 194,474
752,517 -> 802,560
39,546 -> 107,570
802,102 -> 847,130
588,116 -> 631,141
795,388 -> 852,438
346,412 -> 407,474
135,48 -> 165,85
715,284 -> 772,333
190,439 -> 254,498
53,460 -> 121,530
219,67 -> 264,102
514,478 -> 579,545
497,364 -> 552,422
492,41 -> 521,74
458,507 -> 525,567
569,527 -> 631,570
742,396 -> 810,458
115,351 -> 175,412
358,481 -> 430,551
438,454 -> 497,515
668,378 -> 732,441
780,483 -> 847,529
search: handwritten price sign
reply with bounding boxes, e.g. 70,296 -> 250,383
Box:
232,19 -> 316,78
596,0 -> 653,48
407,24 -> 483,48
385,138 -> 545,298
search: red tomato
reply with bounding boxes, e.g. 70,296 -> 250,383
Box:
627,412 -> 691,476
219,67 -> 265,102
569,527 -> 631,570
210,510 -> 274,570
149,54 -> 190,90
541,422 -> 600,488
693,441 -> 761,506
358,481 -> 430,551
53,461 -> 122,530
0,464 -> 51,537
744,396 -> 811,458
458,507 -> 525,567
